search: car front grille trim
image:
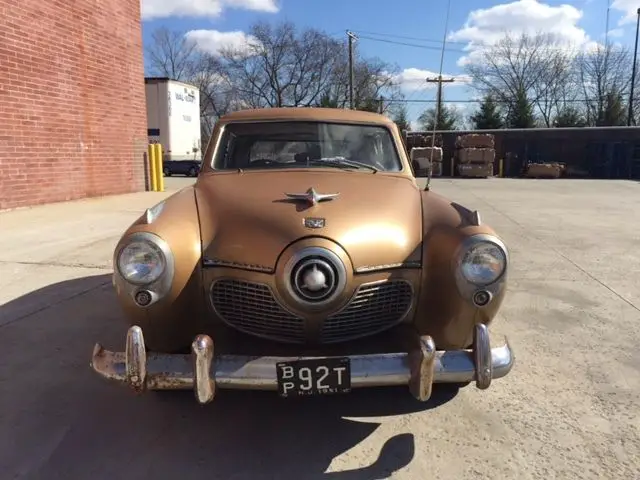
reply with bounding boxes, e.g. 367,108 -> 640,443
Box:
210,278 -> 414,344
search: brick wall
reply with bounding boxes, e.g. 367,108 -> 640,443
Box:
0,0 -> 148,210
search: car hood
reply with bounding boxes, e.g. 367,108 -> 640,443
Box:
194,170 -> 423,272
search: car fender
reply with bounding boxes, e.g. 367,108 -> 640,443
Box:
112,186 -> 205,351
414,189 -> 508,349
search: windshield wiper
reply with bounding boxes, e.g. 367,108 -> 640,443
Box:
307,157 -> 378,173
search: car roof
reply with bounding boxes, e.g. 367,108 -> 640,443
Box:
217,107 -> 396,126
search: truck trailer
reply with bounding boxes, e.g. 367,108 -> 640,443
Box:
144,77 -> 202,162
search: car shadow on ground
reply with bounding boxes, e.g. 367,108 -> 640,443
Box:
0,274 -> 460,480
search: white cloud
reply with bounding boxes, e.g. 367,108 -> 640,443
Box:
446,101 -> 476,124
612,0 -> 640,25
394,68 -> 472,90
409,120 -> 422,131
141,0 -> 278,20
607,28 -> 625,38
185,29 -> 259,56
192,70 -> 229,88
448,0 -> 597,66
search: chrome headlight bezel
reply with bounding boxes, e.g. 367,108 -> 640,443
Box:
114,232 -> 175,289
454,234 -> 508,289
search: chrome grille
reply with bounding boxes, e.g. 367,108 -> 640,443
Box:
211,279 -> 305,343
321,281 -> 413,343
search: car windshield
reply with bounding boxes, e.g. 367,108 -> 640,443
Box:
212,121 -> 403,172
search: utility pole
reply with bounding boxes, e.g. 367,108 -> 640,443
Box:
603,0 -> 612,83
426,75 -> 455,129
627,8 -> 640,126
347,30 -> 358,110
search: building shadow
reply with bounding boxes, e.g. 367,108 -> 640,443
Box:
0,274 -> 460,480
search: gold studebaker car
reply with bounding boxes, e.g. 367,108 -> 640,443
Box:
91,107 -> 514,403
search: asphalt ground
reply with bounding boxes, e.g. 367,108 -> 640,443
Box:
0,177 -> 638,479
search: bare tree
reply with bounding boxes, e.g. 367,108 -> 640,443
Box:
190,55 -> 239,140
353,57 -> 403,113
145,27 -> 199,80
576,44 -> 634,125
464,32 -> 578,127
146,21 -> 405,123
531,44 -> 578,126
316,52 -> 404,113
146,27 -> 239,143
219,21 -> 345,108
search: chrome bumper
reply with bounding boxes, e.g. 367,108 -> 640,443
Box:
90,324 -> 514,404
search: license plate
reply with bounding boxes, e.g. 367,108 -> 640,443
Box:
276,357 -> 351,397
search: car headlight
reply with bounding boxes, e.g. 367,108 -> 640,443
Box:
460,240 -> 507,285
117,238 -> 166,285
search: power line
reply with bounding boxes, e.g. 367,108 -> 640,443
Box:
387,98 -> 609,104
399,76 -> 442,120
356,34 -> 466,53
354,30 -> 633,54
351,29 -> 470,47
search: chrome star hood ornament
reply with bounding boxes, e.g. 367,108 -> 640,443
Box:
284,187 -> 339,206
301,264 -> 328,292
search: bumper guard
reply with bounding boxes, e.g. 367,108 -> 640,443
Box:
90,324 -> 514,404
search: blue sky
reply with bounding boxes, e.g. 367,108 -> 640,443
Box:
140,0 -> 640,127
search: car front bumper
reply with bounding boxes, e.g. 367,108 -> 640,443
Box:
90,324 -> 514,404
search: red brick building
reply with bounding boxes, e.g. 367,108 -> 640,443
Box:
0,0 -> 148,210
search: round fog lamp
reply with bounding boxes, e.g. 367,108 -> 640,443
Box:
134,290 -> 153,307
473,290 -> 492,307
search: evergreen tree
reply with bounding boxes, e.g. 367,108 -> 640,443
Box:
506,89 -> 535,128
317,92 -> 339,108
470,95 -> 504,129
418,104 -> 459,130
596,90 -> 626,126
356,97 -> 381,113
392,104 -> 411,132
554,106 -> 587,127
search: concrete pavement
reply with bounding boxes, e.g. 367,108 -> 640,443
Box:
0,177 -> 638,479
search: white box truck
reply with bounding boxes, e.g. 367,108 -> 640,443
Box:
145,77 -> 202,176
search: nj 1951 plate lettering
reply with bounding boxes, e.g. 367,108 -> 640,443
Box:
276,357 -> 351,397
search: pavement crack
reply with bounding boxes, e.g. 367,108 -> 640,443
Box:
0,280 -> 111,329
0,260 -> 111,270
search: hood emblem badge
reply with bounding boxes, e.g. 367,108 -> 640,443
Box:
303,217 -> 326,229
285,187 -> 339,206
301,264 -> 328,292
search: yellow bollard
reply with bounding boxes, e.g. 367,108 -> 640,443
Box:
499,158 -> 504,178
154,143 -> 164,192
148,144 -> 158,192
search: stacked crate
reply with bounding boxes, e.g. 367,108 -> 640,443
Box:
524,162 -> 566,179
455,133 -> 496,178
406,133 -> 443,150
410,146 -> 443,177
